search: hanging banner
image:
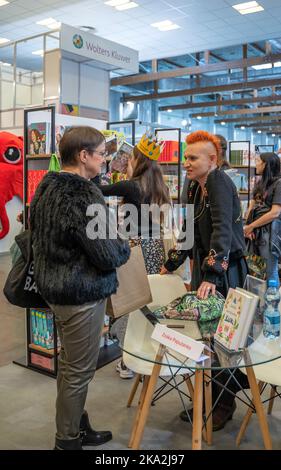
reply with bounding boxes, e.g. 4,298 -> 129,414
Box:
60,24 -> 139,73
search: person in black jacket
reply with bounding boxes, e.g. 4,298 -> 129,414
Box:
161,130 -> 249,431
30,126 -> 130,450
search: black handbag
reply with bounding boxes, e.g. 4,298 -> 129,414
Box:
3,229 -> 48,308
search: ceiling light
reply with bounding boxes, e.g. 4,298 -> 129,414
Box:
241,126 -> 245,130
197,116 -> 202,120
0,1 -> 9,6
232,2 -> 264,15
181,119 -> 188,126
221,121 -> 226,126
36,18 -> 61,29
105,0 -> 129,6
116,1 -> 138,10
0,37 -> 10,44
274,61 -> 281,67
272,133 -> 276,137
257,130 -> 262,133
32,50 -> 44,56
167,109 -> 172,113
252,63 -> 272,70
158,24 -> 180,31
151,20 -> 172,28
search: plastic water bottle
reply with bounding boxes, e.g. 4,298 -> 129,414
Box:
263,279 -> 280,339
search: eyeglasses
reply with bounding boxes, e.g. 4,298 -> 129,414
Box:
93,150 -> 108,158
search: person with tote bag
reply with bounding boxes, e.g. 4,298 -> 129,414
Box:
29,126 -> 130,450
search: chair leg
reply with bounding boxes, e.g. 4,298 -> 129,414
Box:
267,385 -> 276,415
127,373 -> 142,408
246,368 -> 272,450
236,380 -> 264,447
128,376 -> 149,448
131,346 -> 165,450
192,369 -> 204,450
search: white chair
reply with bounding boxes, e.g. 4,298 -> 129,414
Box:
122,274 -> 200,448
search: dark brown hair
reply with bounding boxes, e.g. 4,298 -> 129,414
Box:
131,146 -> 170,205
59,126 -> 105,166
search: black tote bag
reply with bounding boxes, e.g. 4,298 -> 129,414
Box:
3,229 -> 48,308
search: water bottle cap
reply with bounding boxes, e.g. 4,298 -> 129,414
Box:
268,279 -> 278,287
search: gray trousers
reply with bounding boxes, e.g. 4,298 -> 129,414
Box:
49,300 -> 106,441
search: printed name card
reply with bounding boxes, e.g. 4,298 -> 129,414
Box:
151,324 -> 206,362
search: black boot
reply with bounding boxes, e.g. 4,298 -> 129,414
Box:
79,410 -> 112,446
54,437 -> 83,450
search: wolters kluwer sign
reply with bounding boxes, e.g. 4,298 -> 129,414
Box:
60,24 -> 139,73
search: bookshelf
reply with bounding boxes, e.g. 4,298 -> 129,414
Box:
229,140 -> 257,219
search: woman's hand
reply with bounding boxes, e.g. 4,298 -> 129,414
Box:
160,266 -> 170,275
197,281 -> 216,299
243,224 -> 255,239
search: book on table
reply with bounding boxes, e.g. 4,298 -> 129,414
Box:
214,287 -> 259,351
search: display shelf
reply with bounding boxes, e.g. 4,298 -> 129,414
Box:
26,153 -> 52,160
28,343 -> 58,358
159,161 -> 179,165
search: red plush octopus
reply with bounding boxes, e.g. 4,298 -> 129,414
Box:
0,131 -> 23,239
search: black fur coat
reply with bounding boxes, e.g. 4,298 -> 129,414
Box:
30,172 -> 130,305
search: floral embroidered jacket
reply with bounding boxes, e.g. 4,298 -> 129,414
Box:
165,168 -> 246,285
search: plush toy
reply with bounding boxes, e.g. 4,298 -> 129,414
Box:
0,131 -> 23,239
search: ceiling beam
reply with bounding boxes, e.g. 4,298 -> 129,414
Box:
210,51 -> 226,62
161,58 -> 185,68
111,52 -> 281,87
215,115 -> 281,124
250,42 -> 266,54
191,105 -> 281,118
121,77 -> 281,102
236,121 -> 281,128
159,94 -> 281,111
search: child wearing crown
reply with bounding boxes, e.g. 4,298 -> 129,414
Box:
99,132 -> 170,379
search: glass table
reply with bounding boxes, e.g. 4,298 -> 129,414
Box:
122,316 -> 281,450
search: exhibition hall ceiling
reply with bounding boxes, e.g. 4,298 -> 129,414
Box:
1,0 -> 281,61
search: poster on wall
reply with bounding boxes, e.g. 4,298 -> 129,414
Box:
28,122 -> 51,156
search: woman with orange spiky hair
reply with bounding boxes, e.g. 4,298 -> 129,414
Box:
162,130 -> 249,430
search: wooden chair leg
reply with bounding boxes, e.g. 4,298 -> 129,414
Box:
128,376 -> 149,448
236,380 -> 264,447
127,373 -> 142,408
204,368 -> 212,446
131,346 -> 165,450
246,368 -> 272,450
267,385 -> 276,415
192,369 -> 204,450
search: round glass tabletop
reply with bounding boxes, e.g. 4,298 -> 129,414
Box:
121,317 -> 281,371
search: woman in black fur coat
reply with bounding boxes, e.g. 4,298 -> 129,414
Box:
30,126 -> 130,450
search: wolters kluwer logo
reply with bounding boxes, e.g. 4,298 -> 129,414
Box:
73,34 -> 83,49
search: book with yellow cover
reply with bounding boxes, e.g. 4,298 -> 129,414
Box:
214,288 -> 258,351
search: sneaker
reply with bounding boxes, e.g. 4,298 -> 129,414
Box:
116,360 -> 134,379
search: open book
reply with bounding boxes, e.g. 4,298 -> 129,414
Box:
214,288 -> 259,351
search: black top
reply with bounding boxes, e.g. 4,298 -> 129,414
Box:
30,172 -> 130,305
264,178 -> 281,208
165,168 -> 246,285
98,180 -> 162,238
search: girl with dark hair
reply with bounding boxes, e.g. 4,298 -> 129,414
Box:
244,152 -> 281,286
99,133 -> 170,378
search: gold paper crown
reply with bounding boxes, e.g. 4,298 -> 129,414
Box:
136,132 -> 164,161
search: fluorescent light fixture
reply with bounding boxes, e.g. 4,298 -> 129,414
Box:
221,121 -> 226,125
257,130 -> 262,133
0,37 -> 10,44
158,24 -> 180,31
32,50 -> 44,56
0,1 -> 9,6
116,1 -> 138,10
105,0 -> 128,6
181,119 -> 188,126
151,20 -> 172,28
272,133 -> 276,137
232,2 -> 264,15
0,61 -> 11,66
167,109 -> 172,113
252,63 -> 272,70
197,116 -> 202,120
241,126 -> 245,130
274,61 -> 281,67
36,18 -> 61,29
